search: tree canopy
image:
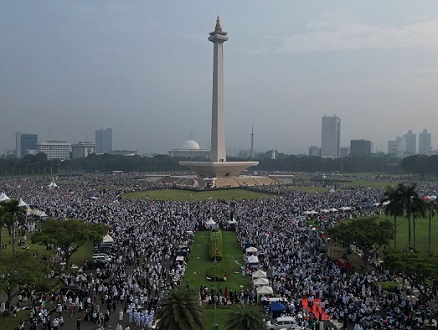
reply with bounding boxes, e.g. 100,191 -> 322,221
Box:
156,286 -> 207,330
225,304 -> 265,330
328,216 -> 394,269
0,251 -> 49,309
31,219 -> 108,268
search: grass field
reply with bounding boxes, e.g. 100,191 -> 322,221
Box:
123,188 -> 274,201
184,230 -> 253,330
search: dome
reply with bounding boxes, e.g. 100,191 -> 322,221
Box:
182,140 -> 200,150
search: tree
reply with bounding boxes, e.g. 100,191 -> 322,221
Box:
31,219 -> 108,268
156,286 -> 207,330
327,217 -> 394,270
425,199 -> 438,253
383,184 -> 425,249
382,185 -> 404,249
383,248 -> 438,305
1,199 -> 27,254
0,251 -> 49,311
225,304 -> 265,330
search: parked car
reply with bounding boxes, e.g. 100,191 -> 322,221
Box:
83,259 -> 107,269
266,316 -> 298,330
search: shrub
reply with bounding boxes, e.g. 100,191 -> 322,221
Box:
206,265 -> 226,281
209,230 -> 223,261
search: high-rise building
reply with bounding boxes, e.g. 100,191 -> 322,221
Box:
95,128 -> 112,154
36,141 -> 71,160
402,130 -> 416,156
350,139 -> 371,156
321,115 -> 341,158
15,132 -> 38,158
71,142 -> 96,159
419,129 -> 431,155
308,146 -> 320,156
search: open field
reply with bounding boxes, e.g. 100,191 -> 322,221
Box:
123,188 -> 274,201
184,231 -> 253,329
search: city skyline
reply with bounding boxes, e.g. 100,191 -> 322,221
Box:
1,1 -> 438,155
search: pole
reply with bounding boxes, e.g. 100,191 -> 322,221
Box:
213,229 -> 218,330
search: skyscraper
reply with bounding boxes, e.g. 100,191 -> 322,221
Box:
403,130 -> 416,156
95,128 -> 112,154
419,129 -> 431,155
321,115 -> 341,158
350,139 -> 371,156
16,132 -> 38,158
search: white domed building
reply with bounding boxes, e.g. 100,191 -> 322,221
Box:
169,140 -> 210,160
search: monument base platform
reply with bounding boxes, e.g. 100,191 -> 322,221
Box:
179,161 -> 259,178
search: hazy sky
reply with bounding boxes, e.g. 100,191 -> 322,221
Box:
2,1 -> 438,155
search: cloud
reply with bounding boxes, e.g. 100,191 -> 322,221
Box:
277,18 -> 438,53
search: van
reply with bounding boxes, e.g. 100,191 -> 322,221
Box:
266,316 -> 298,330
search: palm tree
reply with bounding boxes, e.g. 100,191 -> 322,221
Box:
411,196 -> 426,249
382,185 -> 404,248
226,304 -> 265,330
156,286 -> 207,330
1,199 -> 27,254
426,198 -> 438,253
389,184 -> 425,249
0,205 -> 5,252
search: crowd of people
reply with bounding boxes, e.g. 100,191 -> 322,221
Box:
0,173 -> 437,329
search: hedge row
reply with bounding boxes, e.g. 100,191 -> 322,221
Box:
206,265 -> 226,282
209,230 -> 223,261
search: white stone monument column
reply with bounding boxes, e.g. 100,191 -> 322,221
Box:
208,17 -> 228,163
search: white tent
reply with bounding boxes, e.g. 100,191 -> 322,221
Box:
0,193 -> 10,202
251,269 -> 267,279
245,246 -> 258,257
329,208 -> 338,212
227,218 -> 238,230
247,255 -> 259,264
47,182 -> 58,188
256,285 -> 273,302
253,277 -> 269,286
205,217 -> 217,230
102,234 -> 114,243
329,188 -> 336,193
18,198 -> 29,207
320,209 -> 330,214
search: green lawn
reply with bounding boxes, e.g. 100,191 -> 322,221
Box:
184,231 -> 253,330
123,188 -> 274,201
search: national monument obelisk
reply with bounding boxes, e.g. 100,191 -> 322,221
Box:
180,17 -> 258,182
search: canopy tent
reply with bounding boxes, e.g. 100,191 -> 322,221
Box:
430,195 -> 437,201
30,209 -> 48,218
251,269 -> 267,279
329,188 -> 336,193
205,217 -> 217,230
247,255 -> 259,264
47,182 -> 58,188
18,198 -> 29,207
329,208 -> 338,212
245,246 -> 258,257
320,209 -> 330,214
0,193 -> 10,202
102,234 -> 114,243
256,285 -> 273,302
227,218 -> 238,230
269,302 -> 286,313
339,206 -> 351,211
253,277 -> 269,286
303,210 -> 318,215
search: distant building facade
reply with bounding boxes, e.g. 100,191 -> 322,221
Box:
308,146 -> 320,156
36,141 -> 71,160
321,115 -> 341,158
402,130 -> 416,156
169,140 -> 210,159
340,146 -> 349,158
350,139 -> 371,156
95,128 -> 112,154
15,132 -> 38,158
71,142 -> 96,159
419,129 -> 431,155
